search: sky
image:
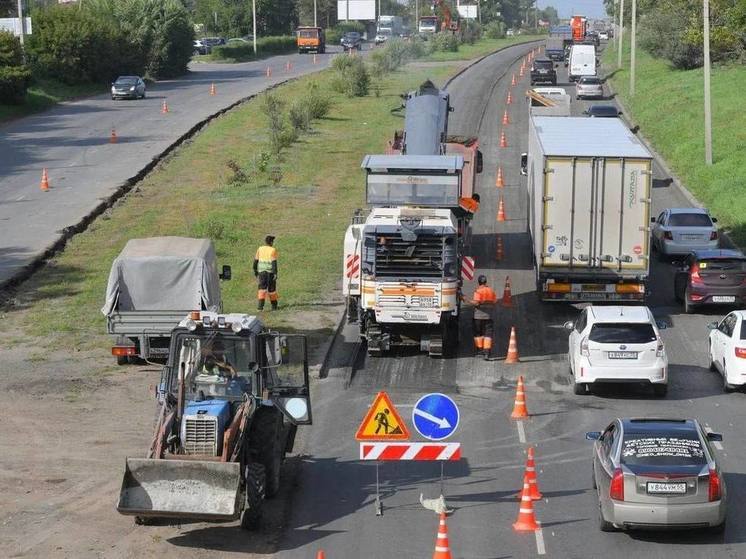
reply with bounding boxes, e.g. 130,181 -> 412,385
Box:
536,0 -> 608,19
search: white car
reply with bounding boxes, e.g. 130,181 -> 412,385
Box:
708,310 -> 746,391
651,208 -> 719,258
565,305 -> 668,397
599,31 -> 609,41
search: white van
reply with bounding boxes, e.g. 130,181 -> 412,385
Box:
568,44 -> 596,81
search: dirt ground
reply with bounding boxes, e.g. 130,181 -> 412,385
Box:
0,306 -> 341,559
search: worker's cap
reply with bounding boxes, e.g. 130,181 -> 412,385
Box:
477,274 -> 488,285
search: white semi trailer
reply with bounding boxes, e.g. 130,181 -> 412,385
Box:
522,116 -> 654,302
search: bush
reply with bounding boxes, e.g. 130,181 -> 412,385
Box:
461,21 -> 481,45
305,81 -> 331,119
140,0 -> 194,78
430,33 -> 459,53
483,22 -> 505,40
0,30 -> 23,67
330,54 -> 369,97
369,38 -> 428,76
0,65 -> 32,104
211,36 -> 296,60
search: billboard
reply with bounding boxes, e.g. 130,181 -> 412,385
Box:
0,18 -> 32,36
456,5 -> 478,19
337,0 -> 375,21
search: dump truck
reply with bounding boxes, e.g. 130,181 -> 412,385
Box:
343,82 -> 482,357
117,311 -> 311,527
521,116 -> 653,302
296,26 -> 325,53
102,237 -> 231,364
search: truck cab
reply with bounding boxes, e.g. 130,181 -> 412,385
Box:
296,26 -> 325,53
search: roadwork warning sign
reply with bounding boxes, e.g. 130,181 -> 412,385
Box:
355,391 -> 410,441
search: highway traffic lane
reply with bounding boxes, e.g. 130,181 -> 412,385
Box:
0,47 -> 346,286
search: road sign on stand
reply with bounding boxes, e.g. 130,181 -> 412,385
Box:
355,391 -> 410,441
412,393 -> 460,441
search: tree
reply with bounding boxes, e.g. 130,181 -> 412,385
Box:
538,5 -> 559,26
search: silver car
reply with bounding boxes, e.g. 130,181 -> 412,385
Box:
651,208 -> 719,258
576,76 -> 603,99
587,418 -> 726,532
111,76 -> 146,100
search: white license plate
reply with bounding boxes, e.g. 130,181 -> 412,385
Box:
681,234 -> 702,240
417,297 -> 435,307
608,351 -> 637,359
712,296 -> 736,303
647,482 -> 687,494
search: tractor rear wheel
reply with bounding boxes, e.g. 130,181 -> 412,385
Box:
240,462 -> 266,530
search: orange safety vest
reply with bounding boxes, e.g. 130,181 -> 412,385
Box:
472,285 -> 497,320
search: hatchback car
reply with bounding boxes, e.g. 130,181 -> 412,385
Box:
565,305 -> 668,396
584,104 -> 620,117
652,208 -> 719,258
576,76 -> 603,99
587,418 -> 726,532
111,76 -> 146,100
674,250 -> 746,313
530,58 -> 557,86
709,311 -> 746,391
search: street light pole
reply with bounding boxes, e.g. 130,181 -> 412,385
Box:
630,0 -> 636,96
252,0 -> 257,55
16,0 -> 25,48
703,0 -> 713,165
617,0 -> 624,69
314,0 -> 317,27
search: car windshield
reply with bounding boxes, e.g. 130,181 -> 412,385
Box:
534,60 -> 553,68
621,432 -> 707,466
588,323 -> 657,344
668,213 -> 712,227
115,78 -> 137,85
298,30 -> 318,38
699,258 -> 746,271
343,33 -> 360,40
580,77 -> 601,84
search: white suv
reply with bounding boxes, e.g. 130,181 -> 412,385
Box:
565,306 -> 668,397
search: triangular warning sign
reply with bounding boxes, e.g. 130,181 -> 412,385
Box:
355,391 -> 410,441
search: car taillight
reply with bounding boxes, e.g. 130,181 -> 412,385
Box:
580,336 -> 589,356
735,347 -> 746,359
663,231 -> 673,241
610,468 -> 624,501
656,337 -> 665,357
710,231 -> 718,241
690,264 -> 705,286
709,469 -> 722,501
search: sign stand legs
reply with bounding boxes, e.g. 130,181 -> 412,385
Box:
375,461 -> 383,516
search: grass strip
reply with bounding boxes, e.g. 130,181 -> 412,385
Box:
0,77 -> 102,122
603,39 -> 746,245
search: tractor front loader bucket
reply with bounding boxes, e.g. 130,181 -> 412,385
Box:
117,458 -> 242,520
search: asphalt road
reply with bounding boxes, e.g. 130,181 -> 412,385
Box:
0,46 -> 351,288
272,41 -> 746,558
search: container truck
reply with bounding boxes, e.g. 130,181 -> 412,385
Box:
521,116 -> 654,302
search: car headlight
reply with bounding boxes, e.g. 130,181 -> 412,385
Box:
111,86 -> 116,93
130,86 -> 136,91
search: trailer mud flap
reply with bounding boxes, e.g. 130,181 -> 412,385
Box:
117,458 -> 241,520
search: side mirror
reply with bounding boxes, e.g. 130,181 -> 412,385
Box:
712,217 -> 718,223
707,432 -> 723,442
583,110 -> 589,115
219,265 -> 232,280
520,153 -> 528,176
476,150 -> 484,174
651,217 -> 656,223
707,321 -> 718,330
656,320 -> 668,330
563,320 -> 575,331
586,431 -> 601,440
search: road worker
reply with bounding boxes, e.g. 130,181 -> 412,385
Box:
462,274 -> 498,359
253,235 -> 278,310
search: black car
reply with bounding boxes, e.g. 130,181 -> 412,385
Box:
202,37 -> 226,48
584,105 -> 620,118
341,32 -> 363,51
674,250 -> 746,313
530,58 -> 557,86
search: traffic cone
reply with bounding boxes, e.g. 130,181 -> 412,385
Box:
510,374 -> 528,416
316,551 -> 326,559
266,66 -> 272,77
40,168 -> 50,191
432,512 -> 452,559
507,91 -> 513,105
210,83 -> 216,95
161,100 -> 169,114
501,276 -> 513,307
500,130 -> 508,148
511,73 -> 516,86
513,478 -> 540,531
285,61 -> 292,72
109,127 -> 118,144
506,329 -> 521,366
523,447 -> 543,500
495,166 -> 504,188
519,65 -> 525,77
496,235 -> 504,261
502,109 -> 510,125
497,195 -> 506,222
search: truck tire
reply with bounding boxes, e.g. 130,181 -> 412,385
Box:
117,356 -> 129,366
251,410 -> 285,498
241,462 -> 266,530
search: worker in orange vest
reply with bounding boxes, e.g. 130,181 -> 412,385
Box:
253,235 -> 278,310
462,274 -> 498,359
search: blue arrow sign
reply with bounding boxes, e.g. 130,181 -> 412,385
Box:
412,393 -> 459,441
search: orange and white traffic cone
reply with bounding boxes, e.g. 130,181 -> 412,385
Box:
40,168 -> 50,191
495,166 -> 504,188
507,91 -> 513,105
511,73 -> 517,86
109,127 -> 118,144
497,196 -> 506,222
513,478 -> 540,531
496,235 -> 504,261
316,551 -> 326,559
266,66 -> 272,77
519,65 -> 525,77
506,328 -> 521,366
523,447 -> 543,500
161,100 -> 169,114
501,276 -> 513,307
210,82 -> 216,95
286,61 -> 292,72
511,374 -> 528,416
432,512 -> 452,559
502,109 -> 510,125
500,130 -> 508,148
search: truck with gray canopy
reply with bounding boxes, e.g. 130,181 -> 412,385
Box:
102,237 -> 231,364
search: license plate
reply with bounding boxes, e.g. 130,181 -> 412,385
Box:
417,297 -> 435,307
579,292 -> 607,300
681,234 -> 702,240
646,482 -> 687,494
608,351 -> 637,359
712,296 -> 735,303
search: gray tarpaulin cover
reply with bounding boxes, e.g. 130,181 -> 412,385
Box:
102,237 -> 221,316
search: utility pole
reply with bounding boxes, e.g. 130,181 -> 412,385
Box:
617,0 -> 624,69
314,0 -> 317,27
416,0 -> 419,28
703,0 -> 713,165
15,0 -> 25,49
630,0 -> 636,96
252,0 -> 257,54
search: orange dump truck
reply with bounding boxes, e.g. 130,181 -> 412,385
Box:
296,26 -> 325,54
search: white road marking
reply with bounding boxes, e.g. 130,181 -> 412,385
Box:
15,195 -> 25,201
535,521 -> 546,555
516,420 -> 526,443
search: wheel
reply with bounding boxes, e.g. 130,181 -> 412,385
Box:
574,382 -> 588,395
111,96 -> 116,100
709,343 -> 717,372
723,364 -> 734,393
592,464 -> 597,489
141,91 -> 146,99
240,462 -> 266,530
250,410 -> 285,498
598,502 -> 615,532
684,289 -> 695,314
117,355 -> 129,366
134,515 -> 156,525
653,384 -> 668,398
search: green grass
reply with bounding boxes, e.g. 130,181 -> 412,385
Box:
0,77 -> 103,122
603,39 -> 746,245
425,34 -> 544,62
